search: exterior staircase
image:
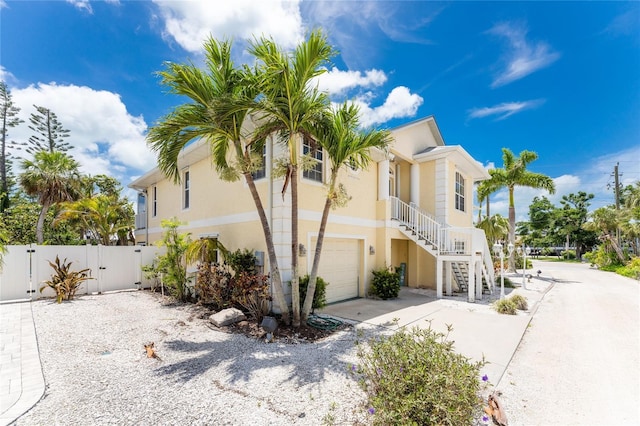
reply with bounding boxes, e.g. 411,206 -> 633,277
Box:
390,197 -> 495,299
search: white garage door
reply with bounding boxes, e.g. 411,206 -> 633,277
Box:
316,238 -> 360,304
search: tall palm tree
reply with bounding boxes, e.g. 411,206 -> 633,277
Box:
483,148 -> 555,270
56,194 -> 134,245
301,103 -> 391,321
250,30 -> 334,327
19,151 -> 82,244
146,37 -> 292,322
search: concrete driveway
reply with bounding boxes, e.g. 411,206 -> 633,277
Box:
497,261 -> 639,425
319,275 -> 551,387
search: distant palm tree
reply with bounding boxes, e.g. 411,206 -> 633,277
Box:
56,194 -> 133,245
476,213 -> 509,247
301,103 -> 391,321
250,30 -> 334,327
19,151 -> 82,244
482,148 -> 555,270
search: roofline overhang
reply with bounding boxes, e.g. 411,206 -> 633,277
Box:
413,145 -> 490,181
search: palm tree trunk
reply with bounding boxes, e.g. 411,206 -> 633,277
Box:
301,188 -> 332,322
508,188 -> 516,272
36,202 -> 50,244
243,171 -> 290,325
291,165 -> 300,328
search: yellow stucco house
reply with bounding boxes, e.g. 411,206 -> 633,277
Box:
129,116 -> 495,304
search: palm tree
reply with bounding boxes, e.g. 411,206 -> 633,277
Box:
146,37 -> 293,322
476,213 -> 510,248
483,148 -> 555,270
19,151 -> 82,244
301,103 -> 391,321
250,30 -> 334,327
476,180 -> 493,223
56,194 -> 134,245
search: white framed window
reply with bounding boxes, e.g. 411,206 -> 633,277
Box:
302,136 -> 323,183
455,171 -> 465,212
252,144 -> 267,180
152,186 -> 157,217
183,169 -> 190,209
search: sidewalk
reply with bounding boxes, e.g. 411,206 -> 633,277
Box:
0,302 -> 45,426
320,275 -> 552,386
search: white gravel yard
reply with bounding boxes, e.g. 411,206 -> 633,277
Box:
18,291 -> 371,426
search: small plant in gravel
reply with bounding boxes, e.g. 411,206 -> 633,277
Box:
510,294 -> 528,310
493,298 -> 517,315
156,218 -> 191,302
369,266 -> 400,299
353,323 -> 484,425
40,255 -> 93,303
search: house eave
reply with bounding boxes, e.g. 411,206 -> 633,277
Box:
413,145 -> 490,181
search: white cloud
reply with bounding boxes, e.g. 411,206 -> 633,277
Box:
468,99 -> 545,121
0,1 -> 7,8
352,86 -> 423,127
152,0 -> 304,53
66,0 -> 93,14
9,82 -> 155,181
487,22 -> 560,88
0,65 -> 17,85
314,67 -> 387,97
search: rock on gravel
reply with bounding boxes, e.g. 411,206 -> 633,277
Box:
18,291 -> 372,425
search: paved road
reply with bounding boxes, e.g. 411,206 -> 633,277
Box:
498,260 -> 640,425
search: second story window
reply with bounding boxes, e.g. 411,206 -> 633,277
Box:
252,144 -> 266,180
183,170 -> 190,209
152,186 -> 157,217
455,171 -> 465,212
303,137 -> 323,182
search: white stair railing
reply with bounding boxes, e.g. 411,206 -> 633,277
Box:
391,197 -> 441,248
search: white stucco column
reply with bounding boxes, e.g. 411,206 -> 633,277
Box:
410,163 -> 420,205
445,261 -> 452,296
467,256 -> 476,303
378,159 -> 390,201
475,258 -> 483,300
436,258 -> 443,299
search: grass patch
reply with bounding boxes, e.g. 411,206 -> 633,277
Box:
510,294 -> 528,310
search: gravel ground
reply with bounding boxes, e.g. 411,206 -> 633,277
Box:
18,291 -> 374,426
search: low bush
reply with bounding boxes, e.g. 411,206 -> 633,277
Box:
40,255 -> 93,303
541,247 -> 557,257
233,272 -> 271,322
495,276 -> 515,288
226,249 -> 258,275
493,298 -> 517,315
510,294 -> 528,310
354,325 -> 484,425
299,274 -> 328,312
369,267 -> 400,300
561,249 -> 576,260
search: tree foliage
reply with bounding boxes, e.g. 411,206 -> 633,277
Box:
0,81 -> 23,212
22,105 -> 72,154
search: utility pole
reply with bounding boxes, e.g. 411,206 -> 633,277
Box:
614,163 -> 621,245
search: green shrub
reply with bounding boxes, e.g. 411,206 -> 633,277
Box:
493,298 -> 517,315
370,267 -> 400,300
156,218 -> 191,302
587,246 -> 624,269
299,274 -> 328,311
226,248 -> 258,275
514,256 -> 533,269
541,247 -> 556,256
495,276 -> 515,288
561,249 -> 576,260
510,294 -> 528,310
354,325 -> 484,425
614,257 -> 640,279
40,255 -> 94,303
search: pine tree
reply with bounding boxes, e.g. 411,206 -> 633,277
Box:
26,105 -> 71,154
0,81 -> 24,212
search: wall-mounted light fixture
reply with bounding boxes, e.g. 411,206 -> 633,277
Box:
369,245 -> 375,255
299,243 -> 306,257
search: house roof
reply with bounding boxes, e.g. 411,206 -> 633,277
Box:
413,145 -> 490,181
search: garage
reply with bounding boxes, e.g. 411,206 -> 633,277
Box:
315,238 -> 360,304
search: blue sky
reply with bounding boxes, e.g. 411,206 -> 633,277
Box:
1,1 -> 639,220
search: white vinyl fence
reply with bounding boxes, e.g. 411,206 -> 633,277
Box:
0,244 -> 163,303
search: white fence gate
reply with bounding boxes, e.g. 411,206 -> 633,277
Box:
0,244 -> 162,303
